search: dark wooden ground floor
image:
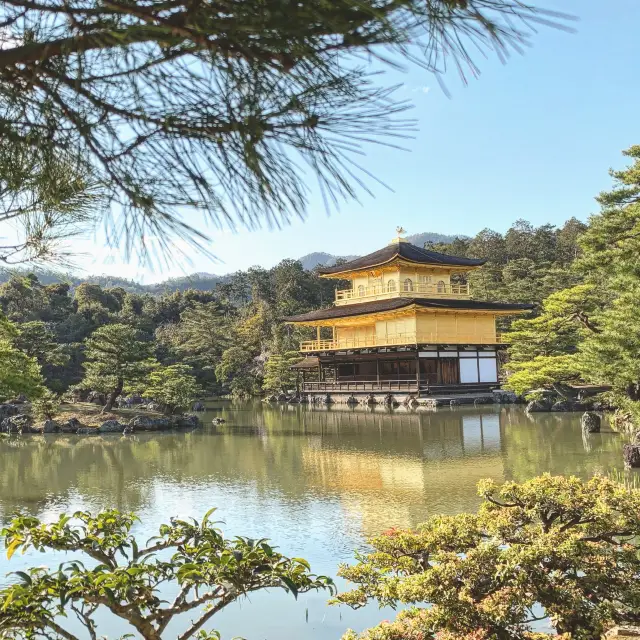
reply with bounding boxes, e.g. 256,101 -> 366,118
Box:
295,345 -> 502,396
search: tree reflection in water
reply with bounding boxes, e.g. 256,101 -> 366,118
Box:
0,402 -> 626,531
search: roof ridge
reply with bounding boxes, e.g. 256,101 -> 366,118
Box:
406,243 -> 449,264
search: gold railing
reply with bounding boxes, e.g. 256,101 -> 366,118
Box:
300,333 -> 502,352
335,282 -> 470,304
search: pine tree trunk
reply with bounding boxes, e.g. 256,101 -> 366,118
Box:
103,377 -> 124,413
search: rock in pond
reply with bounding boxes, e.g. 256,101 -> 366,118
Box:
129,415 -> 200,431
98,420 -> 126,433
526,399 -> 551,413
211,417 -> 226,425
60,418 -> 82,433
192,401 -> 206,412
450,399 -> 460,407
1,414 -> 33,433
171,415 -> 200,429
76,427 -> 99,435
129,415 -> 172,431
34,420 -> 60,434
551,400 -> 573,412
581,412 -> 601,433
624,444 -> 640,468
0,403 -> 21,421
492,390 -> 518,404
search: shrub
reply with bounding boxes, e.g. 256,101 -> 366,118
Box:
30,389 -> 61,421
142,363 -> 202,414
336,474 -> 640,640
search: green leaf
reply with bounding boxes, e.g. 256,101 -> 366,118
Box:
280,576 -> 299,599
292,557 -> 310,571
201,507 -> 217,528
6,539 -> 20,561
12,571 -> 31,585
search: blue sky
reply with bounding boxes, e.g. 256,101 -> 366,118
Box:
7,0 -> 640,282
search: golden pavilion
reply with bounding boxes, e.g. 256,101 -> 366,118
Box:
284,230 -> 532,398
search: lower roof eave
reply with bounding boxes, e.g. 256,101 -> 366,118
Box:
283,297 -> 534,324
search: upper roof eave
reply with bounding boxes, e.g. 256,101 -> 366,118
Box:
316,242 -> 486,277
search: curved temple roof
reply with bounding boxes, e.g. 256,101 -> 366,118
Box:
283,297 -> 533,323
317,241 -> 485,276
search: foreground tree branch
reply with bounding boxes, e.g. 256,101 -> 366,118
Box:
0,0 -> 574,262
0,508 -> 334,640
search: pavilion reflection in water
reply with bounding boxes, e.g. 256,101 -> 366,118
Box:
273,405 -> 506,534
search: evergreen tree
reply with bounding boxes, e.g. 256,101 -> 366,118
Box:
0,142 -> 101,264
215,347 -> 262,397
0,313 -> 44,401
576,146 -> 640,411
337,475 -> 640,640
0,510 -> 331,640
263,351 -> 303,395
82,324 -> 154,411
13,321 -> 68,368
142,364 -> 202,414
504,145 -> 640,416
0,340 -> 44,402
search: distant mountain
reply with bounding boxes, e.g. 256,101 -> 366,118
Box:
297,233 -> 463,271
0,231 -> 463,292
297,252 -> 359,271
0,268 -> 151,293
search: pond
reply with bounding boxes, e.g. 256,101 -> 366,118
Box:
0,402 -> 635,639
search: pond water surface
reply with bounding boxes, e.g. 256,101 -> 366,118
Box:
0,402 -> 635,639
